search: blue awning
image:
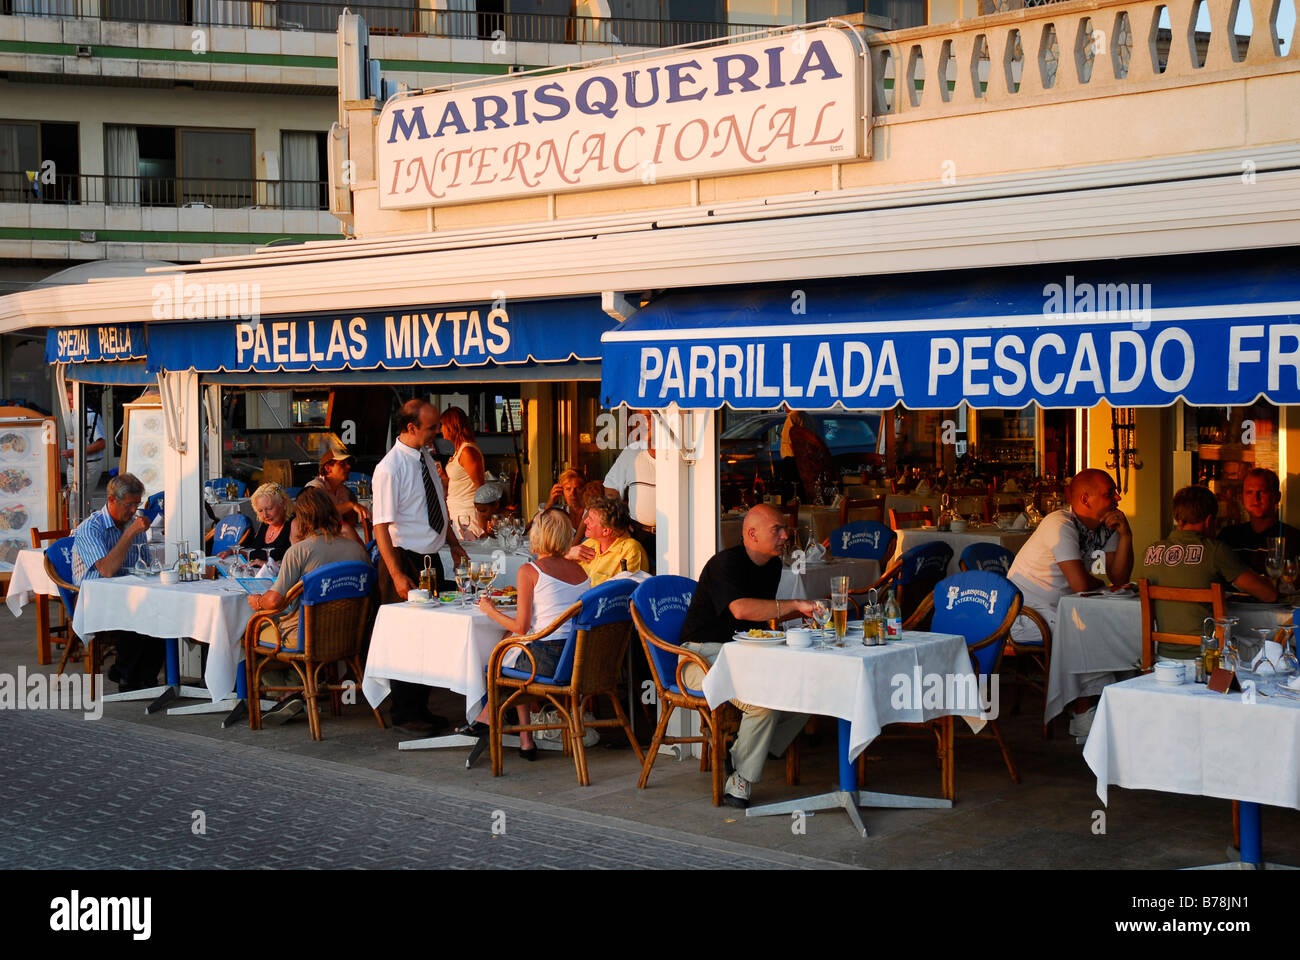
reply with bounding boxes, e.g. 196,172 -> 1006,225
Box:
599,253 -> 1300,411
146,296 -> 614,374
64,361 -> 154,386
46,323 -> 147,365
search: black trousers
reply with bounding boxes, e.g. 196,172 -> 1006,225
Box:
107,631 -> 166,690
377,546 -> 445,722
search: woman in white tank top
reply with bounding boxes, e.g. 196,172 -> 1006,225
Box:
440,406 -> 486,536
471,508 -> 590,757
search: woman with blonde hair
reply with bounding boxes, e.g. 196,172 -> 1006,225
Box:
440,406 -> 486,536
232,482 -> 294,564
467,507 -> 589,758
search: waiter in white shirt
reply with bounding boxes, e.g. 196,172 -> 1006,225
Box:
603,409 -> 656,571
372,398 -> 469,734
61,385 -> 106,491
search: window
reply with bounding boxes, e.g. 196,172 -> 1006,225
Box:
0,120 -> 79,204
106,125 -> 254,207
280,130 -> 327,210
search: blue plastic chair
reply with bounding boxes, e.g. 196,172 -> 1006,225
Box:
827,520 -> 895,564
958,542 -> 1015,576
44,536 -> 107,697
899,569 -> 1024,795
343,473 -> 372,496
285,486 -> 303,499
145,491 -> 165,519
363,538 -> 380,566
211,513 -> 251,555
871,540 -> 954,622
245,560 -> 380,740
630,575 -> 738,806
488,578 -> 644,785
205,477 -> 248,497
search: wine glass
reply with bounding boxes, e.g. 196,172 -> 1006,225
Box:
1278,628 -> 1299,677
811,600 -> 831,644
454,559 -> 473,607
130,545 -> 149,577
458,514 -> 475,539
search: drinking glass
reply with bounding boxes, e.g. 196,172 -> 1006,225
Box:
1266,537 -> 1286,585
130,545 -> 149,577
455,559 -> 473,606
478,561 -> 497,596
831,593 -> 849,644
1282,559 -> 1298,596
458,514 -> 475,539
1279,628 -> 1299,676
811,600 -> 831,643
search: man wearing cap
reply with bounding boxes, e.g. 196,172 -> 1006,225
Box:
306,447 -> 370,530
373,399 -> 469,733
471,481 -> 504,539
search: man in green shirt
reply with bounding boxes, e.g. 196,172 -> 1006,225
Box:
1139,485 -> 1277,658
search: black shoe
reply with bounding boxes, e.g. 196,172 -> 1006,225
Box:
518,746 -> 538,761
722,793 -> 749,810
263,695 -> 305,724
454,721 -> 489,738
107,664 -> 122,684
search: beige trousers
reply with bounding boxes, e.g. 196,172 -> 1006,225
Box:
680,642 -> 809,785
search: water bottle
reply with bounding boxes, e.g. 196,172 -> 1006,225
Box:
884,587 -> 902,641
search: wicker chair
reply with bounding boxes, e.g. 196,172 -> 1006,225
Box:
882,570 -> 1023,800
244,560 -> 382,741
888,506 -> 934,530
826,520 -> 895,564
30,525 -> 71,666
852,541 -> 953,622
1004,606 -> 1054,738
487,578 -> 644,786
43,536 -> 113,700
630,575 -> 738,806
839,494 -> 886,526
208,513 -> 251,555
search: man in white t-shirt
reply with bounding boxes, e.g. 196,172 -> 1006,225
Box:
1007,467 -> 1133,737
604,410 -> 656,568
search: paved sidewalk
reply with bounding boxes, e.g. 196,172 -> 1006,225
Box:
0,709 -> 839,870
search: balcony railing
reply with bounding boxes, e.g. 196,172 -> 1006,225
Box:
0,0 -> 761,46
0,172 -> 328,209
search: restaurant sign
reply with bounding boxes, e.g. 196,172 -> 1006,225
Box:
145,296 -> 613,373
376,27 -> 866,209
45,323 -> 148,364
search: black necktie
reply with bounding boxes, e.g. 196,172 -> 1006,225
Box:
419,452 -> 445,534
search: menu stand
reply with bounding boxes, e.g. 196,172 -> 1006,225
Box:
745,717 -> 952,838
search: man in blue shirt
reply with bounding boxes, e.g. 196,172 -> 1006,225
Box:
73,473 -> 163,690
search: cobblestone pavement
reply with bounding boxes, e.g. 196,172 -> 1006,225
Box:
0,709 -> 843,870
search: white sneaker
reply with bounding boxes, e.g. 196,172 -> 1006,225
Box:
1068,704 -> 1097,739
265,697 -> 305,725
723,772 -> 751,809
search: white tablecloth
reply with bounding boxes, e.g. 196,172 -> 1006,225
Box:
210,498 -> 252,520
437,539 -> 532,584
702,631 -> 985,764
5,547 -> 57,616
895,528 -> 1032,576
1084,672 -> 1300,809
1047,593 -> 1293,722
362,602 -> 508,723
71,575 -> 254,702
778,557 -> 880,600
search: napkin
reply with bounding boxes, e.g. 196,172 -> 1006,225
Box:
1251,639 -> 1285,673
803,541 -> 827,564
1012,512 -> 1029,530
915,481 -> 931,496
256,559 -> 278,579
1286,674 -> 1300,691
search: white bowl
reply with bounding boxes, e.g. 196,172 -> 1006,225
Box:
1153,660 -> 1186,684
949,520 -> 968,533
159,570 -> 179,585
408,588 -> 430,603
786,628 -> 813,649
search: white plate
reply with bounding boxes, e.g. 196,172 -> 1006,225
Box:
733,631 -> 785,645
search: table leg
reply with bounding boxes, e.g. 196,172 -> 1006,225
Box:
98,638 -> 211,712
745,719 -> 952,838
36,594 -> 52,665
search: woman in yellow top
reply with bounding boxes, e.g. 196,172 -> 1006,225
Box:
566,495 -> 648,585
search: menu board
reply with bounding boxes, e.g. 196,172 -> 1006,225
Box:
121,401 -> 165,498
0,417 -> 57,574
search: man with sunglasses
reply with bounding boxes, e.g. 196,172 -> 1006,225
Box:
1008,468 -> 1134,738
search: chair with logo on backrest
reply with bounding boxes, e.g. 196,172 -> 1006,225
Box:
43,536 -> 113,699
487,578 -> 644,786
209,513 -> 251,555
630,575 -> 740,805
205,477 -> 247,497
855,541 -> 953,623
364,538 -> 380,567
888,506 -> 934,530
959,543 -> 1015,576
244,560 -> 382,741
827,521 -> 896,566
285,486 -> 303,499
839,494 -> 886,527
887,570 -> 1023,799
30,525 -> 71,666
343,474 -> 372,496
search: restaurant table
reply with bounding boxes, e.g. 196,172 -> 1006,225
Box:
363,600 -> 515,756
778,557 -> 880,600
1083,672 -> 1300,868
71,574 -> 260,718
702,630 -> 985,838
1047,592 -> 1293,723
5,547 -> 62,665
437,538 -> 532,583
210,497 -> 252,520
895,527 -> 1032,576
